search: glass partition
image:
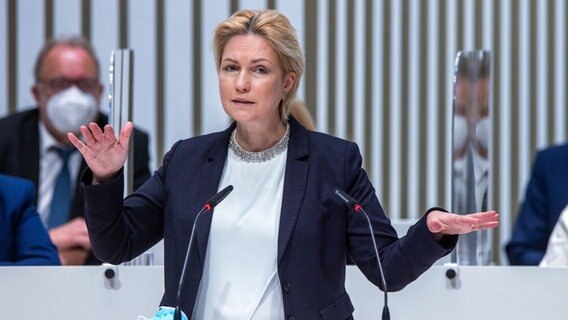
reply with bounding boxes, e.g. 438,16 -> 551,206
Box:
451,51 -> 492,265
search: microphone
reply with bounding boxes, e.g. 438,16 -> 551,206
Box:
334,188 -> 390,320
174,185 -> 234,320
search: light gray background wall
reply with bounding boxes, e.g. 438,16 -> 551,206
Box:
1,0 -> 567,264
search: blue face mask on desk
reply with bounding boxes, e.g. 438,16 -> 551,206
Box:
138,306 -> 187,320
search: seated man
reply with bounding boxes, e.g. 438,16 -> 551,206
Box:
0,174 -> 60,265
506,144 -> 568,265
0,36 -> 151,265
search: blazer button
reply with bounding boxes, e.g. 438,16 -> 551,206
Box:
283,281 -> 291,293
288,316 -> 296,320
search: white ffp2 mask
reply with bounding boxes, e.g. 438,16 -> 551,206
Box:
46,86 -> 98,133
453,115 -> 469,152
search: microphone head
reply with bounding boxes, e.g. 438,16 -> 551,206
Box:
334,188 -> 358,207
205,185 -> 234,210
335,188 -> 388,313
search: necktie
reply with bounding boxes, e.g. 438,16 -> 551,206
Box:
47,147 -> 76,229
464,148 -> 477,213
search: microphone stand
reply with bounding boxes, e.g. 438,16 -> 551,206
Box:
334,188 -> 390,320
174,185 -> 234,320
356,204 -> 390,320
173,206 -> 208,320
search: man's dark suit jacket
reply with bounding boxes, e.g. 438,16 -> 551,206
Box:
506,143 -> 568,265
0,174 -> 60,265
82,117 -> 456,319
0,108 -> 151,264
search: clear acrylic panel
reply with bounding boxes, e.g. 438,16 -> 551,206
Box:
451,51 -> 492,265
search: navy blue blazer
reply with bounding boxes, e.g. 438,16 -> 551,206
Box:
0,174 -> 60,265
83,118 -> 456,319
506,143 -> 568,265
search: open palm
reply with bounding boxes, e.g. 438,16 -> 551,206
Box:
427,210 -> 499,235
68,122 -> 133,182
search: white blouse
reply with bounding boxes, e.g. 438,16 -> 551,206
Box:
192,147 -> 287,320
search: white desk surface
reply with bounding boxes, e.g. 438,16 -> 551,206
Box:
0,265 -> 565,319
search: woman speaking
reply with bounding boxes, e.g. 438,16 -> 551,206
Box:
69,9 -> 498,320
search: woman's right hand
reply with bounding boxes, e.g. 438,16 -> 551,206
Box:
67,121 -> 133,183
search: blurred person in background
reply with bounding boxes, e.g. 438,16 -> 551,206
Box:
0,36 -> 151,265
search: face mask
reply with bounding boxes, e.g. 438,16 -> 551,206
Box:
475,117 -> 490,150
453,115 -> 469,152
138,306 -> 188,320
46,86 -> 98,133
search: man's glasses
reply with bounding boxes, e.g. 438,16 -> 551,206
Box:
39,77 -> 100,93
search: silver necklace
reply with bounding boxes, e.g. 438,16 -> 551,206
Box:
229,122 -> 290,163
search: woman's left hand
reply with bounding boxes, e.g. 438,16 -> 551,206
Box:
426,210 -> 499,237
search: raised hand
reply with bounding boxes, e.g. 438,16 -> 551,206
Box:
67,122 -> 133,182
427,210 -> 499,236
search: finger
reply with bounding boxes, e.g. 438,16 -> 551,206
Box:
465,216 -> 496,226
103,124 -> 118,142
77,125 -> 95,146
118,122 -> 134,149
88,122 -> 104,141
460,216 -> 480,226
482,214 -> 500,223
466,218 -> 499,232
478,220 -> 499,229
465,211 -> 498,219
461,213 -> 499,228
479,210 -> 499,219
476,212 -> 500,224
67,132 -> 86,152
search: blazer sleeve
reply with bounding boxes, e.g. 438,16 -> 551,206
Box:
344,142 -> 456,291
0,179 -> 60,266
81,140 -> 181,264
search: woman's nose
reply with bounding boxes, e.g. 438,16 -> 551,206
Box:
235,72 -> 250,92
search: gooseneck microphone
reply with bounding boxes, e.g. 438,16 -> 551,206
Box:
334,188 -> 390,320
174,185 -> 234,320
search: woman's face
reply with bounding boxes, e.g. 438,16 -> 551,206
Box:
219,34 -> 294,126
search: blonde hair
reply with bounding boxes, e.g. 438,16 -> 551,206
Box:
213,9 -> 305,120
289,99 -> 315,130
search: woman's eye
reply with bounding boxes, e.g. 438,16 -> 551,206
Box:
223,65 -> 238,72
253,67 -> 267,74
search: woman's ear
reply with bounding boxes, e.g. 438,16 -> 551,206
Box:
283,72 -> 296,93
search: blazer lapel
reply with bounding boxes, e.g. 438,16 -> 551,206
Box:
195,123 -> 234,267
278,118 -> 310,262
189,119 -> 310,265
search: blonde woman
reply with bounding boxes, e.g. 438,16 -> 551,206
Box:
71,9 -> 498,319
